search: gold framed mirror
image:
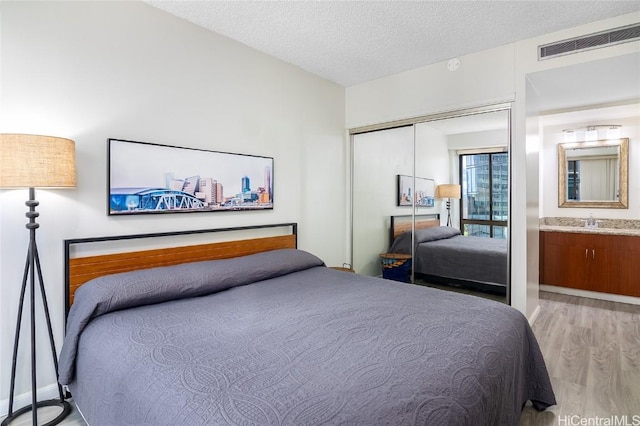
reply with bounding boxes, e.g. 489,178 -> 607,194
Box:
558,138 -> 628,208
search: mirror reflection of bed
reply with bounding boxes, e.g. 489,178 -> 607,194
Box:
351,108 -> 510,304
388,215 -> 507,302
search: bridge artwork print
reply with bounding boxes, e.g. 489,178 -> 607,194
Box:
108,138 -> 274,215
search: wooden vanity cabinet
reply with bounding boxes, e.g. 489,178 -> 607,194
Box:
617,237 -> 640,297
540,231 -> 640,297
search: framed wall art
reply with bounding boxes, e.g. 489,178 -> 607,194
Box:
108,138 -> 274,215
397,174 -> 435,207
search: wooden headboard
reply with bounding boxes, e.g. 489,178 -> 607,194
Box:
390,214 -> 441,242
64,223 -> 297,315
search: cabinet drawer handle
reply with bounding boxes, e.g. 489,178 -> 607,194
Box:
585,249 -> 588,259
592,249 -> 595,259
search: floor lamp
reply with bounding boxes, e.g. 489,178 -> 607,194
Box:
435,184 -> 461,227
0,134 -> 75,426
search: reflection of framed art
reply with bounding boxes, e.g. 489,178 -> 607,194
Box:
108,139 -> 274,215
397,175 -> 435,207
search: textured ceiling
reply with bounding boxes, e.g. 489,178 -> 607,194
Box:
145,1 -> 640,87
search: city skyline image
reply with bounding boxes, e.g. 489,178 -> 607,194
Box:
108,139 -> 273,214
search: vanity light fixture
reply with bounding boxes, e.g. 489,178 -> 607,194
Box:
607,126 -> 621,140
562,124 -> 621,141
563,131 -> 577,143
584,127 -> 598,141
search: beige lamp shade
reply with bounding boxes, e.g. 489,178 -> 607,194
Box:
0,134 -> 76,188
435,184 -> 461,199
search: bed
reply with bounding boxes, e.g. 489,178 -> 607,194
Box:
389,215 -> 508,294
59,223 -> 554,425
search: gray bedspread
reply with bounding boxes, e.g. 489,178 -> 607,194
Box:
390,227 -> 508,286
59,249 -> 554,425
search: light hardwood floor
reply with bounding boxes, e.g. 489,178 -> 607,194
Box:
520,291 -> 640,425
4,291 -> 638,426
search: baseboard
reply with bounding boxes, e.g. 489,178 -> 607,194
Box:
0,382 -> 61,416
528,304 -> 541,325
540,285 -> 640,306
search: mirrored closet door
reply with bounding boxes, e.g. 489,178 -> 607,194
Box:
351,106 -> 511,304
352,125 -> 414,277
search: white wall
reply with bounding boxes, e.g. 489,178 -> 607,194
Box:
0,1 -> 346,407
347,11 -> 640,318
346,45 -> 516,128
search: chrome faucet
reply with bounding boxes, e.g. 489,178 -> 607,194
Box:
583,213 -> 599,228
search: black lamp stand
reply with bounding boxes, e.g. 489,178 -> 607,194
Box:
2,188 -> 70,426
445,198 -> 453,227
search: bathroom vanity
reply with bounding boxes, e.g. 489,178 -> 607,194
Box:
540,223 -> 640,298
541,136 -> 638,298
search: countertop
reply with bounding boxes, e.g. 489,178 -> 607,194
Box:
540,225 -> 640,236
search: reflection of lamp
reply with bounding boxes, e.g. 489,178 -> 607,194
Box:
436,184 -> 461,227
0,134 -> 75,426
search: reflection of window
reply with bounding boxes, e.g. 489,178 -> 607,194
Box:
459,152 -> 508,239
567,160 -> 580,200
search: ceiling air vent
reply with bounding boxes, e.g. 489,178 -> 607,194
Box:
539,23 -> 640,60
